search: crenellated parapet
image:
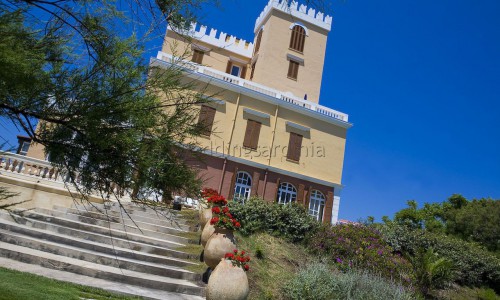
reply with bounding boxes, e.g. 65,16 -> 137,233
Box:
254,0 -> 332,33
168,23 -> 254,58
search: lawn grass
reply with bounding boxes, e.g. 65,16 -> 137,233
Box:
0,266 -> 140,300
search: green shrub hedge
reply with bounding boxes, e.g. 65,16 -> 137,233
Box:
283,263 -> 417,300
379,224 -> 500,292
227,197 -> 318,242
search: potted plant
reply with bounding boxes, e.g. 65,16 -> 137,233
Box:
206,250 -> 250,300
199,188 -> 220,229
203,206 -> 241,269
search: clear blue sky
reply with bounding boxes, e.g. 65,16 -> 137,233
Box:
2,0 -> 499,221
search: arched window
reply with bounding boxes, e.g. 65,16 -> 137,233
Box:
309,190 -> 326,221
289,25 -> 306,53
277,182 -> 297,204
254,29 -> 263,55
233,171 -> 252,203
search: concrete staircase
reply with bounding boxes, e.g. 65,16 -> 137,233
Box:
0,202 -> 205,299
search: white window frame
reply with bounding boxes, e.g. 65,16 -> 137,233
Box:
230,65 -> 242,77
233,171 -> 252,203
309,190 -> 326,221
277,182 -> 297,205
19,141 -> 30,156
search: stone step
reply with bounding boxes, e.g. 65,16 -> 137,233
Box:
76,202 -> 190,225
14,209 -> 187,249
0,241 -> 205,297
54,205 -> 192,234
73,203 -> 193,230
34,207 -> 192,244
0,256 -> 204,300
0,211 -> 193,260
0,228 -> 200,281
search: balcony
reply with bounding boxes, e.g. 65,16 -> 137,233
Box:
153,52 -> 349,123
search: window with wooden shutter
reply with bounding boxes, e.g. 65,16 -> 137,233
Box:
289,25 -> 306,53
287,132 -> 303,161
287,60 -> 299,80
191,49 -> 204,64
254,29 -> 263,54
197,105 -> 216,136
250,62 -> 256,80
243,119 -> 261,150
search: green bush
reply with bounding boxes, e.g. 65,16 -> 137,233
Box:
283,263 -> 417,300
307,224 -> 414,283
228,197 -> 318,242
411,248 -> 456,296
379,224 -> 500,292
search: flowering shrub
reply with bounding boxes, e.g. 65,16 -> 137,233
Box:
207,194 -> 227,206
201,187 -> 218,199
308,224 -> 414,284
210,205 -> 241,230
225,249 -> 251,271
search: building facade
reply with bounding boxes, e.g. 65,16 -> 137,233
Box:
14,0 -> 351,224
156,0 -> 352,224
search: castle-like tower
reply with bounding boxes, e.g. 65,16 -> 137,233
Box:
250,0 -> 332,103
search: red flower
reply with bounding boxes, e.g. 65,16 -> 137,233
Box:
235,222 -> 241,228
233,249 -> 238,254
226,213 -> 232,218
241,250 -> 245,255
212,206 -> 221,214
222,206 -> 229,213
210,217 -> 219,225
244,265 -> 249,271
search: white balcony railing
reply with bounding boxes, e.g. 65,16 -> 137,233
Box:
0,152 -> 123,196
155,52 -> 349,123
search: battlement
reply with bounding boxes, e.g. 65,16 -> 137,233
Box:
168,23 -> 254,58
254,0 -> 332,33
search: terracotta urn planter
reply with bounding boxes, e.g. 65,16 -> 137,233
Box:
199,207 -> 212,230
200,220 -> 215,248
204,227 -> 237,269
206,259 -> 249,300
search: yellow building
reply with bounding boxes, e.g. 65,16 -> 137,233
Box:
154,0 -> 352,224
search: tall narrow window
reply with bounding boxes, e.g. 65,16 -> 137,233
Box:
309,190 -> 326,221
289,25 -> 306,52
277,182 -> 297,204
243,119 -> 261,150
191,49 -> 204,64
287,60 -> 299,80
226,61 -> 247,78
287,132 -> 303,162
233,171 -> 252,203
18,141 -> 30,156
197,105 -> 216,136
250,62 -> 256,80
254,29 -> 263,55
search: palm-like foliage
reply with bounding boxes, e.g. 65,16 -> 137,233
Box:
411,247 -> 455,296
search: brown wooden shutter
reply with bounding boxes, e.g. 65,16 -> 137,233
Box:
323,191 -> 334,224
243,120 -> 261,150
289,26 -> 305,52
228,167 -> 238,200
198,105 -> 216,136
192,50 -> 204,64
274,178 -> 281,203
297,184 -> 305,205
254,30 -> 263,54
250,121 -> 261,149
250,62 -> 256,80
226,61 -> 232,74
241,66 -> 247,79
287,132 -> 303,161
304,186 -> 312,209
287,61 -> 299,80
251,171 -> 260,197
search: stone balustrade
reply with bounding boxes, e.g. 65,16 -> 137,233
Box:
154,51 -> 349,123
